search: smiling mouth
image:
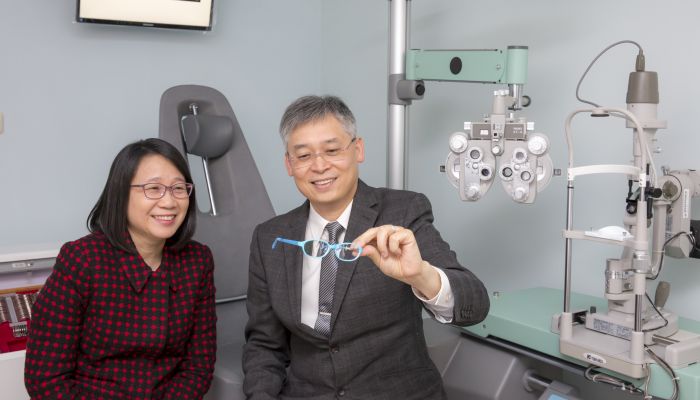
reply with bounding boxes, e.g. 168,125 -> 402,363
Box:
153,215 -> 175,221
312,178 -> 336,187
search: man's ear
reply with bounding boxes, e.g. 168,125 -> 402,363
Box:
284,154 -> 294,176
355,137 -> 365,163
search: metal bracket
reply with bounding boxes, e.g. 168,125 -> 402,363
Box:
389,74 -> 425,105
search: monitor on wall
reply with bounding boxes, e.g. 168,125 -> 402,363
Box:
77,0 -> 214,31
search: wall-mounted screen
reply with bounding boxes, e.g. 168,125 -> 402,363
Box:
77,0 -> 214,31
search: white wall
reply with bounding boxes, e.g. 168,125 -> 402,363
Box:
320,0 -> 700,320
0,0 -> 321,249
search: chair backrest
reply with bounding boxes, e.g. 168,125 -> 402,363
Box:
159,85 -> 275,300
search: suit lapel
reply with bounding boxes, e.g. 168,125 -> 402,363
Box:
331,181 -> 378,329
284,202 -> 310,329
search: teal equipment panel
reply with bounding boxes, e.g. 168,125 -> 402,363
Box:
406,47 -> 528,84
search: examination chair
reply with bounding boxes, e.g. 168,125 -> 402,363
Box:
159,85 -> 275,400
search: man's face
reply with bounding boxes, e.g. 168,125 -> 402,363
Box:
285,115 -> 364,219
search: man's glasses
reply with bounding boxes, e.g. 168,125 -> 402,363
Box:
272,237 -> 362,262
130,182 -> 194,200
287,138 -> 357,169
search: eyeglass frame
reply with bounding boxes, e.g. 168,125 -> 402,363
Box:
130,182 -> 194,200
286,137 -> 357,169
271,237 -> 362,262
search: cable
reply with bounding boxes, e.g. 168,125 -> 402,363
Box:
584,366 -> 642,393
584,366 -> 644,394
648,231 -> 696,280
645,346 -> 680,400
642,364 -> 652,399
575,40 -> 644,108
585,357 -> 679,400
642,292 -> 668,333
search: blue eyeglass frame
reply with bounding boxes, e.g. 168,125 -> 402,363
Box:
271,237 -> 362,262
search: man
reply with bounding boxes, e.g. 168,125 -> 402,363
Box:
243,95 -> 489,399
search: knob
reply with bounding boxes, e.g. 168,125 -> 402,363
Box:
469,148 -> 482,161
513,148 -> 528,163
528,135 -> 549,155
466,185 -> 480,200
655,281 -> 671,309
449,132 -> 469,153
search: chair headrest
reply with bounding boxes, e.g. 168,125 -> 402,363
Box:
180,114 -> 235,159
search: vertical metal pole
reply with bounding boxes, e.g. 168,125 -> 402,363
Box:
201,157 -> 218,216
188,103 -> 218,216
564,180 -> 574,312
387,0 -> 409,190
634,293 -> 643,331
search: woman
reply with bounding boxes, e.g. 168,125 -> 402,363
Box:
24,138 -> 216,399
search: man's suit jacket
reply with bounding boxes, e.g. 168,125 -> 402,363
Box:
243,180 -> 489,400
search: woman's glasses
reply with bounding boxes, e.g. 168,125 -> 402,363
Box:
272,237 -> 362,262
130,182 -> 193,199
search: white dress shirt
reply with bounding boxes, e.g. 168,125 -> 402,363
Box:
300,201 -> 455,328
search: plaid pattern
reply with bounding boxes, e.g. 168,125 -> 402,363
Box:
24,232 -> 217,399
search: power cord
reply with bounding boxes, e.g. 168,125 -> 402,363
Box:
575,40 -> 644,108
645,346 -> 680,400
584,366 -> 644,395
642,292 -> 668,333
572,40 -> 659,185
585,357 -> 679,400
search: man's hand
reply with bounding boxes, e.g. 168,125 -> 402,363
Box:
352,224 -> 441,299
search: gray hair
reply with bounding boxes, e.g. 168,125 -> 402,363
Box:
279,95 -> 357,145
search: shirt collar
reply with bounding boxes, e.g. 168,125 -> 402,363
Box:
120,245 -> 178,293
308,201 -> 353,240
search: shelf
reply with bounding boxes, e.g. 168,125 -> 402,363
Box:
563,229 -> 636,248
0,244 -> 60,276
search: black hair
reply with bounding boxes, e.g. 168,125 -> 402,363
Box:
87,138 -> 197,253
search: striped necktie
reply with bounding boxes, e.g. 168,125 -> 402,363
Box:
314,221 -> 344,337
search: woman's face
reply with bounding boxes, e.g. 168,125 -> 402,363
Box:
127,154 -> 189,252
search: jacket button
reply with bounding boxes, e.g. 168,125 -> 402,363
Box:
331,346 -> 339,353
338,389 -> 346,397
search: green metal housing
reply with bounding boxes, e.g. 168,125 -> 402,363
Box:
406,46 -> 528,84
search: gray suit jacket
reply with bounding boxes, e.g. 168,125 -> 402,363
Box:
243,180 -> 489,400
